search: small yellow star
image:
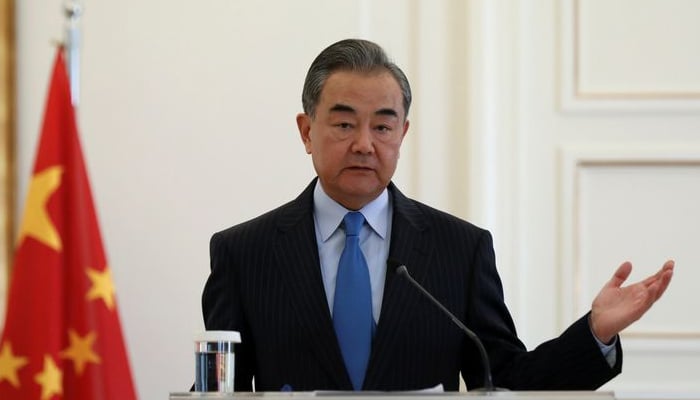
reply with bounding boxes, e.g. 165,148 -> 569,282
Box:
0,341 -> 29,388
17,166 -> 64,251
60,329 -> 101,375
86,266 -> 116,310
34,355 -> 62,400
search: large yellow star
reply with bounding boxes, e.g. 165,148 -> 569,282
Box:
34,355 -> 62,400
60,329 -> 101,375
86,266 -> 116,310
17,166 -> 64,251
0,341 -> 29,388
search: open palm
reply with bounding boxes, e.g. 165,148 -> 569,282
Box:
590,260 -> 674,343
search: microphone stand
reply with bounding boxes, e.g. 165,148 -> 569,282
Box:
396,265 -> 496,392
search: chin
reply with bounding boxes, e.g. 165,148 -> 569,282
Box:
343,179 -> 381,193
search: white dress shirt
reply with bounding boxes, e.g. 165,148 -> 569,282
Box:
313,181 -> 392,323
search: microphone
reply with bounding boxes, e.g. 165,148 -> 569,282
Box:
395,264 -> 495,392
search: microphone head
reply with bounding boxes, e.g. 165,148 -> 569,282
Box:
395,265 -> 408,276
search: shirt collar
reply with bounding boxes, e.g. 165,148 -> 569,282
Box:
313,180 -> 389,242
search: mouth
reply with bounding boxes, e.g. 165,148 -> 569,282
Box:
345,166 -> 374,172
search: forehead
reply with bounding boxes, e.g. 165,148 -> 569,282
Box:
318,70 -> 404,117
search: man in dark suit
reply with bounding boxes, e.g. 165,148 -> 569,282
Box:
202,38 -> 674,392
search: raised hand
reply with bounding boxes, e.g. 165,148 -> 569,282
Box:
590,260 -> 674,343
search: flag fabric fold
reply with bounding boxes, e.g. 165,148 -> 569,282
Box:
0,48 -> 137,400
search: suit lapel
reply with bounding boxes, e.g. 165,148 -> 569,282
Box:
364,183 -> 433,388
271,181 -> 433,389
272,180 -> 351,389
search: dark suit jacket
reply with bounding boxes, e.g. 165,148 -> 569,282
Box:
202,179 -> 622,392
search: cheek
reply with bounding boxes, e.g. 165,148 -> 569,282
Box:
379,144 -> 402,165
311,141 -> 338,167
317,139 -> 345,157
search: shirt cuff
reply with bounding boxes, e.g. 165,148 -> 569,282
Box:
593,332 -> 618,367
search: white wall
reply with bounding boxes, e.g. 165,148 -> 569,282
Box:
8,0 -> 700,399
512,0 -> 700,396
11,1 -> 473,399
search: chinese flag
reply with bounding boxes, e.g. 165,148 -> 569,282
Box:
0,48 -> 138,399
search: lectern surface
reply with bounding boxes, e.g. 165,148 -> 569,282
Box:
169,391 -> 615,400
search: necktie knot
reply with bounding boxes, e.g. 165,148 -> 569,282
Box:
343,212 -> 364,237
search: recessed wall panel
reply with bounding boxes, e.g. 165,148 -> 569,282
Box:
577,0 -> 700,96
577,164 -> 700,336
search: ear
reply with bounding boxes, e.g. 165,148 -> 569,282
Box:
401,119 -> 410,139
397,119 -> 409,159
296,113 -> 313,154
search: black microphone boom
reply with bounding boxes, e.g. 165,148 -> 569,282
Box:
395,265 -> 495,392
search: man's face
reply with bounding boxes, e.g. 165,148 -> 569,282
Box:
297,70 -> 409,210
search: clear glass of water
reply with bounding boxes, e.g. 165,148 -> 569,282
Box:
194,331 -> 241,393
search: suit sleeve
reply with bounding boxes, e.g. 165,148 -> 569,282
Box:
463,230 -> 622,390
202,231 -> 256,391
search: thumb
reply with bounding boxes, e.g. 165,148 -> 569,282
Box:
608,261 -> 633,288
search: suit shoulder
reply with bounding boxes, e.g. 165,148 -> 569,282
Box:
409,198 -> 489,236
211,198 -> 305,243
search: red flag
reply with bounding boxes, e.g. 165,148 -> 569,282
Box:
0,48 -> 138,399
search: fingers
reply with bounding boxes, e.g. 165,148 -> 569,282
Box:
641,259 -> 675,288
662,259 -> 675,273
608,261 -> 633,288
608,259 -> 675,296
651,261 -> 674,301
632,259 -> 675,302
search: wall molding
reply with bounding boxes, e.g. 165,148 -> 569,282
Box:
559,0 -> 700,112
558,144 -> 700,339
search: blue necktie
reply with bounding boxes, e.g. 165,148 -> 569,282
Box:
333,211 -> 373,390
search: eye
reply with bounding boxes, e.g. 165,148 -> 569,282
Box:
375,125 -> 391,133
335,122 -> 353,130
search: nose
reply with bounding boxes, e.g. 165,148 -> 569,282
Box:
351,125 -> 374,154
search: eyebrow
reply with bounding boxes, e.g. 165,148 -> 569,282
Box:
329,103 -> 399,118
375,108 -> 399,118
329,104 -> 356,114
